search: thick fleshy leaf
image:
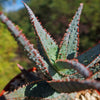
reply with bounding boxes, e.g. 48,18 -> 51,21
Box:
48,79 -> 100,93
58,3 -> 83,60
87,56 -> 100,80
90,71 -> 100,80
87,55 -> 100,68
17,64 -> 41,82
0,81 -> 54,99
77,43 -> 100,66
0,81 -> 72,100
55,59 -> 91,78
23,2 -> 58,64
0,13 -> 61,80
77,44 -> 100,78
86,56 -> 100,78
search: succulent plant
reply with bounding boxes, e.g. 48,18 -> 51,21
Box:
0,2 -> 100,100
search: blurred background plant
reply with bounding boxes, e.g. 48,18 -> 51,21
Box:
0,0 -> 100,92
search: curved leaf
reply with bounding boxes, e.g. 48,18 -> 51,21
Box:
55,59 -> 91,78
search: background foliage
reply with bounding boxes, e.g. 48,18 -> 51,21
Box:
7,0 -> 100,50
0,0 -> 100,92
0,22 -> 20,91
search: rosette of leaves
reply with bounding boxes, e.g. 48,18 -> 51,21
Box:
0,2 -> 100,100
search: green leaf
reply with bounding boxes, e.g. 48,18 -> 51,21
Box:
48,79 -> 100,93
90,71 -> 100,80
58,3 -> 83,60
0,12 -> 62,80
88,56 -> 100,77
1,81 -> 62,100
23,2 -> 58,64
87,55 -> 100,68
77,43 -> 100,66
55,59 -> 91,78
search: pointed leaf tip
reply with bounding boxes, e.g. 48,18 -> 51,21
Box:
80,3 -> 83,6
23,2 -> 58,64
17,64 -> 24,70
0,12 -> 58,79
21,0 -> 24,3
58,3 -> 83,60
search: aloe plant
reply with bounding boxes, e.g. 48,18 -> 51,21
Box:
0,2 -> 100,100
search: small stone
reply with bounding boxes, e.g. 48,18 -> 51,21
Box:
90,96 -> 96,100
85,92 -> 91,100
81,95 -> 86,100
